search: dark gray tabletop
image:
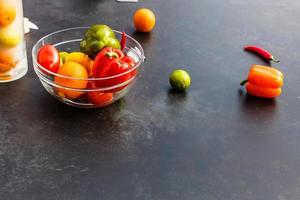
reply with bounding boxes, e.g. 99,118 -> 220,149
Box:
1,0 -> 300,199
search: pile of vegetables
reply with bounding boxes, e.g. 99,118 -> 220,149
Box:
37,24 -> 136,106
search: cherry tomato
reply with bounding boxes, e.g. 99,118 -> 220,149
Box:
87,81 -> 113,106
37,44 -> 60,73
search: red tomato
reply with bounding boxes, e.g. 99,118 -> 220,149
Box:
87,81 -> 113,106
37,44 -> 60,73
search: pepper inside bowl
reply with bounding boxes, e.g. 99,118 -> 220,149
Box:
32,27 -> 145,108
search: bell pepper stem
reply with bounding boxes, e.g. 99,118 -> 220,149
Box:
240,80 -> 248,86
105,52 -> 119,59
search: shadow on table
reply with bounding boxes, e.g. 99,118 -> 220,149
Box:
131,31 -> 153,48
35,94 -> 126,137
168,88 -> 187,97
238,88 -> 277,112
166,88 -> 188,106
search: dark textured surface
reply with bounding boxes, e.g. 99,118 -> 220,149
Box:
1,0 -> 300,199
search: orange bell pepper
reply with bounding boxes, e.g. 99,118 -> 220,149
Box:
240,65 -> 284,98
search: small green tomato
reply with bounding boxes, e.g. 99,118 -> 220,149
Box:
59,52 -> 69,64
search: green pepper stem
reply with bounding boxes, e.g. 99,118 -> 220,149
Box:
240,80 -> 248,86
105,52 -> 119,59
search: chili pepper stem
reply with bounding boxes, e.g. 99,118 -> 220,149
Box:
270,57 -> 280,63
240,80 -> 248,86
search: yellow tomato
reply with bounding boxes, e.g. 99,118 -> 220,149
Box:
65,52 -> 94,76
0,26 -> 21,48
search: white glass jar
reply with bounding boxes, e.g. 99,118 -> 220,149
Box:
0,0 -> 27,82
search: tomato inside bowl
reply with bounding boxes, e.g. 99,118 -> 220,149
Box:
32,27 -> 145,108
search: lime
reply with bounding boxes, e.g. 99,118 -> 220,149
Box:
59,52 -> 69,63
169,69 -> 191,91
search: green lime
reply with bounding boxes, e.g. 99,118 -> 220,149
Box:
59,52 -> 69,63
169,69 -> 191,91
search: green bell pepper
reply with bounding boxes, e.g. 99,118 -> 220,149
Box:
80,25 -> 121,58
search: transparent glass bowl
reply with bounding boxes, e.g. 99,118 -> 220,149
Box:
32,27 -> 145,108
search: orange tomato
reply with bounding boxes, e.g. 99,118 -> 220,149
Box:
133,8 -> 156,32
0,51 -> 15,73
54,61 -> 88,100
0,0 -> 17,27
0,62 -> 13,73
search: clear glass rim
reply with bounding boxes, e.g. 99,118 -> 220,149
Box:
36,68 -> 136,92
32,27 -> 145,81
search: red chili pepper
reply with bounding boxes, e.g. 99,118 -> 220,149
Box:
120,31 -> 127,51
244,46 -> 280,63
93,47 -> 136,92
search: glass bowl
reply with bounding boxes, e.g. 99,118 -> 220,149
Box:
32,27 -> 145,108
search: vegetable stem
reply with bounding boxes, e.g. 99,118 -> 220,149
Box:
240,80 -> 248,86
105,52 -> 119,59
